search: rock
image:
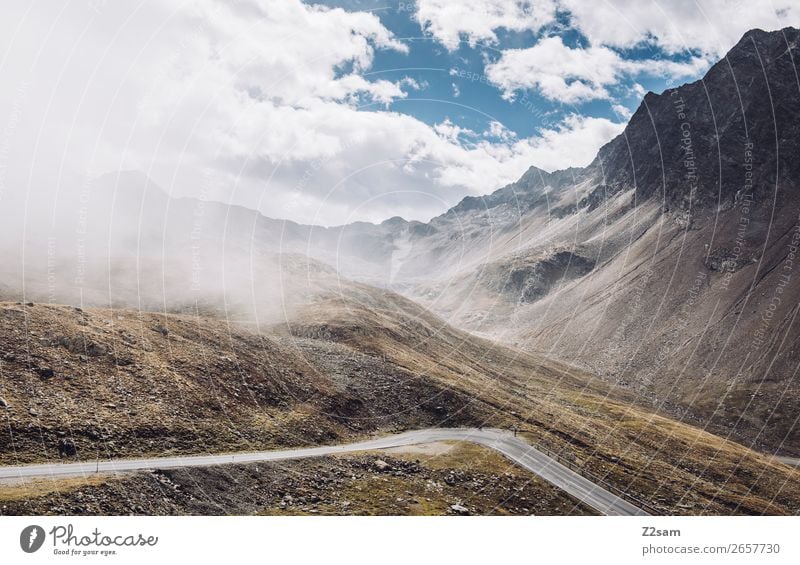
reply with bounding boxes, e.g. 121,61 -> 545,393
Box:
29,408 -> 39,416
373,459 -> 391,471
449,503 -> 469,515
85,342 -> 107,357
57,336 -> 106,357
37,367 -> 55,379
0,397 -> 8,409
58,438 -> 77,458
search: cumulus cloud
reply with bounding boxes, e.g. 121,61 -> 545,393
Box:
417,0 -> 799,56
485,121 -> 517,141
415,0 -> 558,50
513,114 -> 624,170
416,0 -> 794,104
485,36 -> 709,103
560,0 -> 800,56
0,0 -> 627,226
612,103 -> 633,120
433,119 -> 478,143
429,114 -> 624,189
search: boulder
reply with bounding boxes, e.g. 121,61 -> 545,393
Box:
373,459 -> 391,471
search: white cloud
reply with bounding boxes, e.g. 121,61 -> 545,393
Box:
415,0 -> 558,50
429,114 -> 624,188
514,114 -> 625,170
319,74 -> 410,107
433,119 -> 478,143
485,121 -> 517,141
485,36 -> 709,103
416,0 -> 799,56
612,103 -> 633,120
416,0 -> 794,106
560,0 -> 800,56
0,0 -> 627,226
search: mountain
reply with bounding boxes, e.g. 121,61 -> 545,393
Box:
214,25 -> 799,453
392,26 -> 800,453
591,27 -> 800,209
3,28 -> 799,457
3,26 -> 800,517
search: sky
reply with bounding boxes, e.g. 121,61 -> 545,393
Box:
0,0 -> 798,226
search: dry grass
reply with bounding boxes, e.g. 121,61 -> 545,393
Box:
0,475 -> 116,502
287,290 -> 800,515
2,289 -> 799,515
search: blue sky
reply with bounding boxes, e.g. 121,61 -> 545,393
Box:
319,1 -> 705,142
1,1 -> 797,225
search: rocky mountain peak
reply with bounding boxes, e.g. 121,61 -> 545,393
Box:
585,26 -> 800,212
436,27 -> 799,226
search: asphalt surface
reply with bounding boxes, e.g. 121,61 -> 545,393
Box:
0,427 -> 649,516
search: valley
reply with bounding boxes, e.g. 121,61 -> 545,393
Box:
1,26 -> 800,517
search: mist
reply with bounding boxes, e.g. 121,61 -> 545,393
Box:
0,170 -> 359,324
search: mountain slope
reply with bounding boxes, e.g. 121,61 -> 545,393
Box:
388,27 -> 800,453
3,293 -> 800,515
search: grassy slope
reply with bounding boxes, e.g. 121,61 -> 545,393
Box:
286,287 -> 800,515
1,287 -> 799,515
0,301 -> 487,465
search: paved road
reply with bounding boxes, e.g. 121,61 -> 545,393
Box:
0,427 -> 648,516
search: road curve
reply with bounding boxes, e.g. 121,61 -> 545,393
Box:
0,427 -> 649,516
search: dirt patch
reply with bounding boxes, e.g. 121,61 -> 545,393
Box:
383,441 -> 457,458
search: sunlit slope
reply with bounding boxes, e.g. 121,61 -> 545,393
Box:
284,286 -> 800,515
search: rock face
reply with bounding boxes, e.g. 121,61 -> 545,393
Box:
480,250 -> 595,304
444,165 -> 574,215
373,27 -> 800,452
583,27 -> 800,211
423,27 -> 800,227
